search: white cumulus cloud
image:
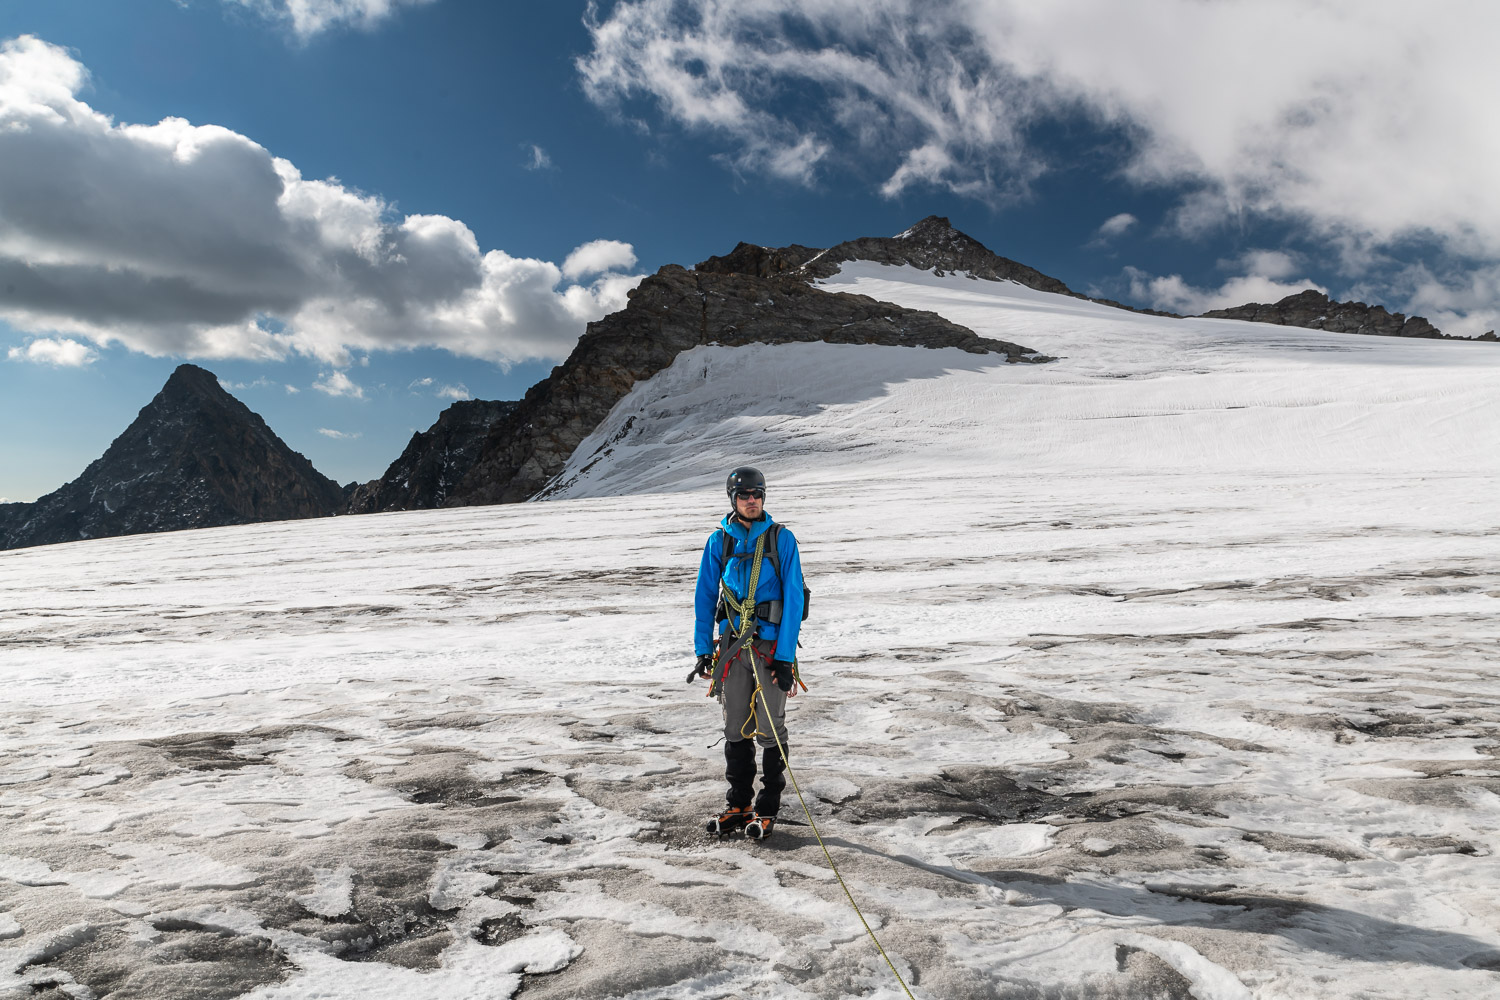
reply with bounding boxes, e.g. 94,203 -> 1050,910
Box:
562,240 -> 638,280
317,427 -> 361,439
313,371 -> 364,398
0,36 -> 643,368
1097,214 -> 1137,240
7,337 -> 97,366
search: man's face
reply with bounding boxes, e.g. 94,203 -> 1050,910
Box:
733,488 -> 764,519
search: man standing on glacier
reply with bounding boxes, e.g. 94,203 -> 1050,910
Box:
691,466 -> 806,840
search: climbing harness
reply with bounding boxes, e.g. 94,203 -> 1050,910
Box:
709,529 -> 766,699
709,525 -> 918,1000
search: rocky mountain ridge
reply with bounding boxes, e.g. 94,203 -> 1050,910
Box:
0,365 -> 345,551
1201,289 -> 1496,341
446,260 -> 1047,506
696,215 -> 1177,317
344,399 -> 518,515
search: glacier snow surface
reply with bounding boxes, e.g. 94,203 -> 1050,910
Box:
2,263 -> 1500,998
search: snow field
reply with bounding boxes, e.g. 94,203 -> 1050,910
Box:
2,265 -> 1499,998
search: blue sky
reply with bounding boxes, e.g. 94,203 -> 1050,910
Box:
2,0 -> 1496,501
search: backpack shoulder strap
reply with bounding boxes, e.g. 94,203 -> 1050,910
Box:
721,523 -> 783,576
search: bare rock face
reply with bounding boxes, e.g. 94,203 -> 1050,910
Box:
0,501 -> 28,542
694,241 -> 823,278
1200,289 -> 1479,340
697,215 -> 1177,317
698,215 -> 1074,291
810,215 -> 1081,291
345,399 -> 517,514
447,263 -> 1050,506
0,364 -> 345,551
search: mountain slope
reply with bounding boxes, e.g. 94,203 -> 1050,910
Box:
447,261 -> 1045,506
546,262 -> 1500,499
0,364 -> 345,550
345,399 -> 518,515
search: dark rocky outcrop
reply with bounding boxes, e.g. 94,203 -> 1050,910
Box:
699,215 -> 1074,290
695,242 -> 823,279
810,215 -> 1081,291
1201,289 -> 1487,341
697,216 -> 1179,317
0,364 -> 345,551
446,263 -> 1049,506
0,501 -> 29,541
344,399 -> 517,514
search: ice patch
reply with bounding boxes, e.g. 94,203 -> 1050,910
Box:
293,865 -> 354,918
105,842 -> 260,890
807,775 -> 860,803
240,929 -> 580,1000
0,854 -> 65,886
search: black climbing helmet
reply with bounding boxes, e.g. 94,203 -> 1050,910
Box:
725,466 -> 766,502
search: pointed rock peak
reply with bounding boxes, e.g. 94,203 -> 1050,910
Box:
895,215 -> 956,240
2,360 -> 345,550
893,215 -> 986,250
160,363 -> 235,405
164,362 -> 220,389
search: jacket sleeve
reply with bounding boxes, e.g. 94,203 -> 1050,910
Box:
773,527 -> 805,656
694,531 -> 724,656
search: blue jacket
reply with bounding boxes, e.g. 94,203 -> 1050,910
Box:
694,513 -> 804,658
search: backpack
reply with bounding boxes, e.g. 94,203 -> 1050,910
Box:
717,522 -> 811,625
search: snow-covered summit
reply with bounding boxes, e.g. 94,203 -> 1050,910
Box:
546,262 -> 1500,500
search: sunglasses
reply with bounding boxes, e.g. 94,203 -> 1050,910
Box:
734,488 -> 765,500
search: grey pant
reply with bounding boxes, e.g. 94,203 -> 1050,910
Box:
717,637 -> 788,748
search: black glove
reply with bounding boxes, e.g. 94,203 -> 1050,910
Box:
769,660 -> 796,692
689,653 -> 714,682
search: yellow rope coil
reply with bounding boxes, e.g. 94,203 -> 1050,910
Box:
721,527 -> 918,1000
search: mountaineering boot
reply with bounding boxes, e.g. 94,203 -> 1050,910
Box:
744,813 -> 776,840
755,743 -> 787,817
707,804 -> 753,835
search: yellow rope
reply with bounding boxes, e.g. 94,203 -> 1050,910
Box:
744,644 -> 918,1000
720,526 -> 918,1000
